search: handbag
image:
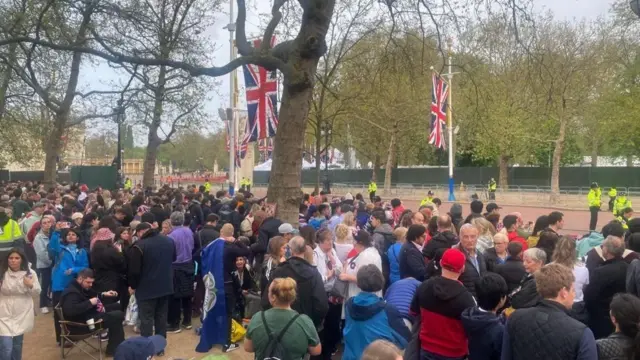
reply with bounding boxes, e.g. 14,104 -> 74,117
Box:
329,253 -> 360,298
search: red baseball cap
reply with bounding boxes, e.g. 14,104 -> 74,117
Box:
441,248 -> 466,273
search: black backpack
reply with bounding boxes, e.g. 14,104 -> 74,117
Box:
260,311 -> 300,360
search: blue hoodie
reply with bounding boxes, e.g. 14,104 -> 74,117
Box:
460,307 -> 505,360
343,292 -> 411,360
48,230 -> 90,292
577,231 -> 603,260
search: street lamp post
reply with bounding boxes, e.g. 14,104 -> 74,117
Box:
321,124 -> 332,193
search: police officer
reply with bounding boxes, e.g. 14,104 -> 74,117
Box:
420,191 -> 435,207
608,186 -> 617,212
614,192 -> 632,217
368,179 -> 377,203
124,177 -> 133,191
587,182 -> 602,231
488,178 -> 497,200
616,207 -> 633,230
204,179 -> 212,194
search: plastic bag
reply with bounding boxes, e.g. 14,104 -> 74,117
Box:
230,319 -> 246,343
125,295 -> 138,326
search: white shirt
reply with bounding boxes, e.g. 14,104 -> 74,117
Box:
573,263 -> 589,303
344,247 -> 382,300
313,247 -> 343,292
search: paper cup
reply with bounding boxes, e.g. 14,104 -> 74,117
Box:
86,318 -> 95,330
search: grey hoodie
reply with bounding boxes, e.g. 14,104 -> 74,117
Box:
372,223 -> 394,252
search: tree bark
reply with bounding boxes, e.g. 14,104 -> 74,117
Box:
143,64 -> 167,187
43,116 -> 65,187
627,155 -> 634,167
550,119 -> 567,203
498,155 -> 509,190
314,120 -> 322,193
591,140 -> 598,167
372,154 -> 380,182
383,122 -> 397,195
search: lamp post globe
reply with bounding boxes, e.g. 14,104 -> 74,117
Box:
632,0 -> 640,17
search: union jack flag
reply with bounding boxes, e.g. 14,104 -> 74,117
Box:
225,119 -> 248,168
429,73 -> 449,149
243,37 -> 279,142
258,138 -> 274,158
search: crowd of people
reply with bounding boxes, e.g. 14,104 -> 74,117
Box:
2,181 -> 640,360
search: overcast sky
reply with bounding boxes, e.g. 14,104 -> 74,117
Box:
80,0 -> 617,139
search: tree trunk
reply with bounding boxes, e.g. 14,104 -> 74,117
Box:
268,84 -> 315,224
498,155 -> 509,190
591,140 -> 598,167
550,119 -> 567,203
143,65 -> 166,187
0,43 -> 17,120
383,122 -> 397,195
372,154 -> 380,182
43,115 -> 66,187
627,155 -> 634,167
314,121 -> 322,193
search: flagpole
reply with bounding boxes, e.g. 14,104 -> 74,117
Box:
446,38 -> 455,201
227,0 -> 236,195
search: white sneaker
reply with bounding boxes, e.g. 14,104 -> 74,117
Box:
40,307 -> 50,314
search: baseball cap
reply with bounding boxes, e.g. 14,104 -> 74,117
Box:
114,335 -> 166,360
441,248 -> 466,273
486,203 -> 502,213
278,223 -> 299,235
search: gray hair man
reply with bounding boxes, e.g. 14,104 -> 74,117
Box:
456,223 -> 486,298
261,235 -> 328,328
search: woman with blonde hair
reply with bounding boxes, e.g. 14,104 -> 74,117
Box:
472,217 -> 497,253
362,340 -> 403,360
387,227 -> 407,284
342,212 -> 358,238
245,277 -> 321,359
259,236 -> 287,294
335,224 -> 354,263
552,236 -> 589,305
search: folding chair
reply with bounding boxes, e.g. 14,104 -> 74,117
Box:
55,305 -> 105,360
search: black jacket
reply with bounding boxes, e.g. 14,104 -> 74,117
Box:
261,256 -> 328,328
422,230 -> 458,260
626,259 -> 640,297
195,225 -> 220,257
495,258 -> 526,294
223,241 -> 251,285
150,205 -> 169,226
596,332 -> 633,360
90,241 -> 127,293
506,300 -> 587,360
128,229 -> 176,302
252,217 -> 282,266
510,273 -> 540,310
399,241 -> 427,282
585,257 -> 628,339
457,246 -> 486,299
483,248 -> 504,273
60,280 -> 101,325
188,201 -> 205,232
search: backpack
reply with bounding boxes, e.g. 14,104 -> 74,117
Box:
260,311 -> 300,360
218,206 -> 234,227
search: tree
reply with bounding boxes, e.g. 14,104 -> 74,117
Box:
0,0 -> 542,223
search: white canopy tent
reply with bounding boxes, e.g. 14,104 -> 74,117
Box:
254,158 -> 316,171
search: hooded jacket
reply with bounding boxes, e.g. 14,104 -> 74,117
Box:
48,230 -> 90,292
411,276 -> 476,358
384,277 -> 420,320
372,223 -> 395,253
461,307 -> 505,360
261,256 -> 328,328
422,230 -> 459,260
252,217 -> 282,267
343,292 -> 411,360
577,231 -> 604,260
450,204 -> 465,233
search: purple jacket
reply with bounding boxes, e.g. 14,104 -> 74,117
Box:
169,226 -> 194,264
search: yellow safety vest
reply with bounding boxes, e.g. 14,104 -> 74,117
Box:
616,216 -> 631,230
124,179 -> 132,190
615,197 -> 632,215
608,189 -> 617,198
420,197 -> 434,207
368,182 -> 377,193
489,181 -> 497,191
204,182 -> 211,193
0,220 -> 23,253
588,189 -> 601,207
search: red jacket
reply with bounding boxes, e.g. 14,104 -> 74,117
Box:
508,231 -> 528,251
392,206 -> 405,228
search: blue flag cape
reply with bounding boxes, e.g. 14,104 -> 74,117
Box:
196,239 -> 228,352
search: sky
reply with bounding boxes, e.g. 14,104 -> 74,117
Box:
78,0 -> 617,142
